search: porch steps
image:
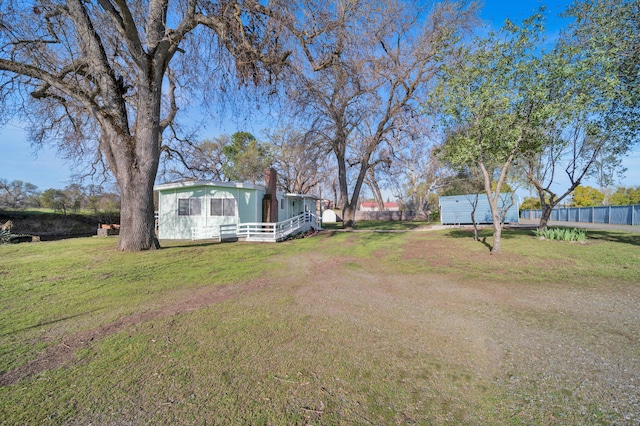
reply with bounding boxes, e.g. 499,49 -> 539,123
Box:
191,213 -> 320,243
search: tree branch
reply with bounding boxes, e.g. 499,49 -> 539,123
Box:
97,0 -> 146,68
159,68 -> 178,133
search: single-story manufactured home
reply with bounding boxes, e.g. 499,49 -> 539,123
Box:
439,193 -> 519,225
154,168 -> 319,241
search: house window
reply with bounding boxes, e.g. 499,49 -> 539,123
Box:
178,198 -> 202,216
280,198 -> 285,210
210,198 -> 235,216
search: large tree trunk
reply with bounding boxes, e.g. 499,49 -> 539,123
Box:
121,90 -> 161,251
104,123 -> 161,251
104,81 -> 162,251
341,166 -> 368,229
333,131 -> 373,230
119,176 -> 160,251
539,203 -> 554,230
342,204 -> 357,229
335,146 -> 356,229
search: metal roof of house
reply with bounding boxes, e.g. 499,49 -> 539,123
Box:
154,180 -> 319,199
285,193 -> 319,200
154,180 -> 265,191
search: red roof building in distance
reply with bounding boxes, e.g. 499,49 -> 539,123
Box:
360,201 -> 400,212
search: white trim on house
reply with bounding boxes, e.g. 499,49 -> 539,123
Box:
154,180 -> 264,191
155,179 -> 319,241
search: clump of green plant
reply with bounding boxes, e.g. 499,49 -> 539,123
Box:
0,220 -> 33,244
533,227 -> 587,242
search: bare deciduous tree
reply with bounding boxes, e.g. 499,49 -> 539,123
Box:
284,0 -> 475,228
0,179 -> 40,209
160,135 -> 229,182
264,126 -> 328,194
0,0 -> 290,250
387,115 -> 452,217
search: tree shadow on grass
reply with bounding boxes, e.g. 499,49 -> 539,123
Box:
447,227 -> 640,247
0,309 -> 102,337
583,230 -> 640,247
446,228 -> 539,253
352,231 -> 404,244
446,228 -> 530,240
160,230 -> 334,250
317,230 -> 337,238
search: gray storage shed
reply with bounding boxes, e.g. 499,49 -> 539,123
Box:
439,193 -> 519,225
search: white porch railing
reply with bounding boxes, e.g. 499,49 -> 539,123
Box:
190,212 -> 318,243
237,212 -> 320,242
191,223 -> 238,242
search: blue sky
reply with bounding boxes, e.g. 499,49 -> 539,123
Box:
480,0 -> 571,28
1,0 -> 638,193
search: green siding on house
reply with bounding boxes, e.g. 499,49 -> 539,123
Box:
155,180 -> 319,240
236,189 -> 259,224
155,181 -> 264,240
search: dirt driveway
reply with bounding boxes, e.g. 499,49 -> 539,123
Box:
298,234 -> 640,423
2,229 -> 638,424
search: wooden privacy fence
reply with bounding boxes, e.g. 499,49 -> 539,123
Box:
520,205 -> 640,226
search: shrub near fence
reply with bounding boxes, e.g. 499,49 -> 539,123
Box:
520,204 -> 640,226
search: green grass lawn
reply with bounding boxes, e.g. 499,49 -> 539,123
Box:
1,226 -> 639,424
322,220 -> 435,230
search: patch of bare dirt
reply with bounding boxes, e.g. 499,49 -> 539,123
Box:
401,234 -> 457,268
0,279 -> 270,387
294,251 -> 508,378
4,231 -> 639,422
289,239 -> 640,423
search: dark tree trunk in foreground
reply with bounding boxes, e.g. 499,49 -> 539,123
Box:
0,0 -> 288,251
